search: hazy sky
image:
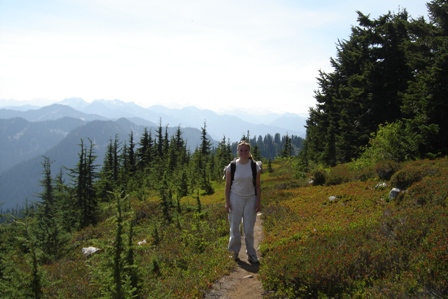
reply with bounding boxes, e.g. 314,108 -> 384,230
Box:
0,0 -> 429,114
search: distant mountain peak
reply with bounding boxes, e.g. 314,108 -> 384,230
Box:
59,97 -> 89,110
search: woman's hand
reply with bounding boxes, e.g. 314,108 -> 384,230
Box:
225,201 -> 231,213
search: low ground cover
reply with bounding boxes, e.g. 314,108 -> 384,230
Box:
3,158 -> 446,298
259,158 -> 448,298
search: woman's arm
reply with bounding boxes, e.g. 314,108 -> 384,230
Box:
255,169 -> 261,212
225,167 -> 232,213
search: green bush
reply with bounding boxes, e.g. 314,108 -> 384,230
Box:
312,170 -> 326,186
358,121 -> 421,164
404,174 -> 448,206
390,159 -> 441,189
375,160 -> 402,180
326,164 -> 353,185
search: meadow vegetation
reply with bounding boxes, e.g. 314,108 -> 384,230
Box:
1,150 -> 447,298
260,158 -> 448,298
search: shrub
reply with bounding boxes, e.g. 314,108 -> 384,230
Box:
390,159 -> 441,189
312,170 -> 326,186
375,160 -> 401,180
326,164 -> 353,185
358,121 -> 421,164
404,174 -> 448,206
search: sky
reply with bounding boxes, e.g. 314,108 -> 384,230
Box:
0,0 -> 429,115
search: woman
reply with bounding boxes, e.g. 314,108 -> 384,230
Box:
225,140 -> 261,263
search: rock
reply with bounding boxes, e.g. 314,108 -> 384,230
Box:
389,188 -> 401,199
375,182 -> 387,189
82,246 -> 101,257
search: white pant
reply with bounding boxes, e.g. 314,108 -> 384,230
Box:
227,192 -> 257,257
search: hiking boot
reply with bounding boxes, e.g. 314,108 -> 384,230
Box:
248,255 -> 259,264
231,252 -> 239,261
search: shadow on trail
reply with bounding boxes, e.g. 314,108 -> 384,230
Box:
237,260 -> 260,273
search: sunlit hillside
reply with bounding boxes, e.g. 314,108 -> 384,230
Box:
1,157 -> 447,298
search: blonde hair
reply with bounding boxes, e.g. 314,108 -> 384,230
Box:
237,140 -> 253,159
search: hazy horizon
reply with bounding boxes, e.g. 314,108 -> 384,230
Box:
1,1 -> 429,115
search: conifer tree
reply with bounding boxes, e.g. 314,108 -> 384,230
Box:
127,131 -> 136,175
112,192 -> 125,299
251,144 -> 262,161
198,122 -> 214,194
69,139 -> 99,229
402,0 -> 448,157
215,136 -> 233,180
53,168 -> 76,233
303,10 -> 418,166
34,156 -> 69,263
92,191 -> 138,299
155,119 -> 164,159
98,138 -> 116,199
159,173 -> 172,224
136,127 -> 153,170
281,135 -> 292,158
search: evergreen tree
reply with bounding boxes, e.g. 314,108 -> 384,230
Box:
215,136 -> 233,180
155,119 -> 163,159
251,144 -> 262,161
200,121 -> 212,156
402,0 -> 448,157
127,131 -> 136,175
136,127 -> 153,170
159,174 -> 172,224
92,191 -> 138,299
198,122 -> 214,194
98,138 -> 116,199
34,156 -> 69,263
303,10 -> 417,166
69,139 -> 99,229
281,135 -> 292,158
53,168 -> 76,233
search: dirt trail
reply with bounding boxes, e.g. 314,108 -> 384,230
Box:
205,212 -> 265,299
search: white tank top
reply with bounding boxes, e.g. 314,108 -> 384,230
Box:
231,160 -> 256,197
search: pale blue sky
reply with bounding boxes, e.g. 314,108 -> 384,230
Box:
0,0 -> 429,114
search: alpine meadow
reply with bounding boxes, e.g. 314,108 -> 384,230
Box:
1,1 -> 448,298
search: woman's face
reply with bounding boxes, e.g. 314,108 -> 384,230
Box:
238,144 -> 250,158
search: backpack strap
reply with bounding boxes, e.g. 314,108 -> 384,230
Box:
251,159 -> 257,195
230,161 -> 236,185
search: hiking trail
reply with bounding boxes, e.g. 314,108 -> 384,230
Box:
205,212 -> 265,299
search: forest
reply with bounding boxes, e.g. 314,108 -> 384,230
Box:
1,0 -> 447,298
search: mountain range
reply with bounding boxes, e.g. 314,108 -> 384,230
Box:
1,98 -> 307,140
0,98 -> 307,211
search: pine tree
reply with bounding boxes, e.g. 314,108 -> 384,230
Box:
281,135 -> 292,158
402,0 -> 448,157
136,127 -> 153,170
92,191 -> 139,299
69,139 -> 99,229
34,156 -> 69,263
198,122 -> 214,194
303,10 -> 417,166
127,131 -> 136,175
